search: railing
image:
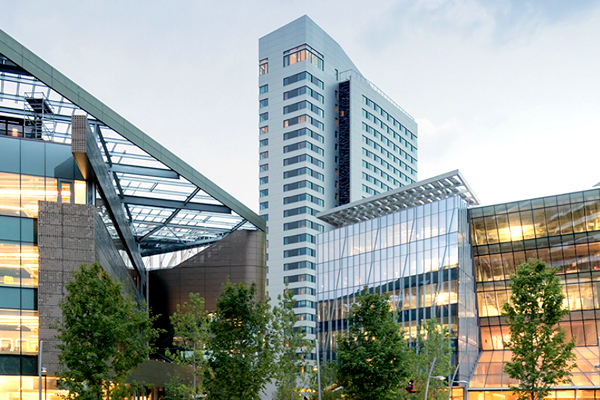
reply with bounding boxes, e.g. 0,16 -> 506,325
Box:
338,69 -> 415,121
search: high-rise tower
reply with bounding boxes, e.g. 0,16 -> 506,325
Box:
258,16 -> 418,339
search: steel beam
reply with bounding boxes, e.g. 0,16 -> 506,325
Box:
121,195 -> 231,214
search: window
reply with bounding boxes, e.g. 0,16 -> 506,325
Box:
259,176 -> 269,185
284,233 -> 315,245
283,140 -> 324,156
283,86 -> 324,104
283,167 -> 324,181
283,114 -> 324,130
293,300 -> 315,308
283,180 -> 324,194
284,247 -> 315,258
259,84 -> 268,94
284,273 -> 316,283
259,201 -> 268,210
259,164 -> 269,172
259,98 -> 268,108
259,189 -> 268,197
259,58 -> 268,75
259,112 -> 268,122
283,44 -> 324,70
283,128 -> 324,143
283,193 -> 324,207
284,206 -> 318,217
259,151 -> 268,160
259,138 -> 268,147
260,214 -> 268,221
283,101 -> 324,117
283,154 -> 323,169
260,126 -> 268,134
283,71 -> 324,89
283,219 -> 324,232
284,261 -> 316,270
295,311 -> 317,320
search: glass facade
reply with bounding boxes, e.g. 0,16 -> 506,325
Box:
317,195 -> 479,381
0,135 -> 86,397
469,188 -> 600,393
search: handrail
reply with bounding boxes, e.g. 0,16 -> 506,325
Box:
339,69 -> 415,121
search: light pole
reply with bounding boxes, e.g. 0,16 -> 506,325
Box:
424,356 -> 446,400
447,365 -> 469,400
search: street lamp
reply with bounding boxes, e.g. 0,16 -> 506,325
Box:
424,357 -> 446,400
447,364 -> 469,400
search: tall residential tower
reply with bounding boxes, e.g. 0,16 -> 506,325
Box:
258,16 -> 418,336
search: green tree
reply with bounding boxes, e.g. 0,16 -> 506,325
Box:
55,263 -> 159,400
205,280 -> 276,399
336,288 -> 408,400
502,260 -> 576,400
401,319 -> 453,400
165,293 -> 210,399
309,360 -> 342,400
272,287 -> 314,400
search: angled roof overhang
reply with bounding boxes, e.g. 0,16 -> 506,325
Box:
318,170 -> 480,228
0,28 -> 265,259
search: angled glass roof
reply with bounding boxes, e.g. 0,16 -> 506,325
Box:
318,170 -> 480,227
0,30 -> 265,258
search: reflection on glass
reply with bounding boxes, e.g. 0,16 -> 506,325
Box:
0,172 -> 86,218
0,308 -> 38,355
0,242 -> 38,288
60,181 -> 72,204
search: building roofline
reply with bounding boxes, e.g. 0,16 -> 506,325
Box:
0,28 -> 265,232
318,170 -> 480,227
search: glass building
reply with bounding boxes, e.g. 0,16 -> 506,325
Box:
0,28 -> 266,399
468,188 -> 600,400
316,171 -> 480,383
317,171 -> 600,399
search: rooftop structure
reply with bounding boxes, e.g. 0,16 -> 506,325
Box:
318,170 -> 479,227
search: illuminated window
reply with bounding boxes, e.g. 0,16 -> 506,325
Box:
259,59 -> 268,75
283,44 -> 324,70
260,126 -> 268,134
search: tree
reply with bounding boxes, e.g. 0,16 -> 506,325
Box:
336,288 -> 408,400
401,319 -> 453,400
309,360 -> 342,400
502,260 -> 576,400
55,263 -> 159,400
205,280 -> 277,399
165,293 -> 210,399
271,287 -> 314,400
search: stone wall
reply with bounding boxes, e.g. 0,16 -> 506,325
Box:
38,201 -> 96,375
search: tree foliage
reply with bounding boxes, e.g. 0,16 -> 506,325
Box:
205,280 -> 276,399
336,288 -> 408,400
309,360 -> 342,400
400,319 -> 453,400
502,260 -> 576,400
55,263 -> 159,400
271,287 -> 314,400
166,293 -> 210,398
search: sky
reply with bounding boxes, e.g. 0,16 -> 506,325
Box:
1,0 -> 599,211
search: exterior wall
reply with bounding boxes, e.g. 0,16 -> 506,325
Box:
316,196 -> 478,380
38,201 -> 96,376
149,230 -> 266,344
468,189 -> 600,397
259,16 -> 418,340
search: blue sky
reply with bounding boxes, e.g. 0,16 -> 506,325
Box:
1,0 -> 599,210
